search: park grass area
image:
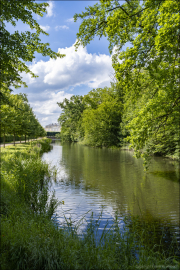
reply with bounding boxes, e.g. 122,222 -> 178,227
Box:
0,138 -> 179,270
0,137 -> 46,147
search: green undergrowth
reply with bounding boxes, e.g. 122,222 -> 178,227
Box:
0,139 -> 179,270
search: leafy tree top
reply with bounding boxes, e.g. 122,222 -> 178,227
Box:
1,0 -> 65,93
74,0 -> 180,165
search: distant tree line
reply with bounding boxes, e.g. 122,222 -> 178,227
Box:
57,84 -> 126,148
1,89 -> 46,147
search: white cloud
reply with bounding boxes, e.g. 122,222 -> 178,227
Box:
55,25 -> 69,31
32,91 -> 71,115
40,25 -> 50,32
19,43 -> 113,126
46,1 -> 54,17
24,43 -> 113,91
112,45 -> 119,55
66,18 -> 74,23
29,91 -> 72,127
43,44 -> 113,89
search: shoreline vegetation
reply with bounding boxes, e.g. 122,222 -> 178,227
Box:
57,86 -> 179,170
118,144 -> 180,161
63,137 -> 180,162
1,138 -> 179,270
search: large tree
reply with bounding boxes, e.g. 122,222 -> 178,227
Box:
74,0 -> 180,162
0,0 -> 65,96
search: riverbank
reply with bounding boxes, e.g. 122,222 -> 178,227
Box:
1,139 -> 179,270
119,144 -> 180,162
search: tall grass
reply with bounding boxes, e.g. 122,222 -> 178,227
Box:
1,139 -> 179,270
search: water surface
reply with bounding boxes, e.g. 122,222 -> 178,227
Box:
42,141 -> 179,243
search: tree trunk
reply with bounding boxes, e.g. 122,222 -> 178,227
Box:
25,134 -> 26,143
14,134 -> 15,146
20,136 -> 21,143
28,136 -> 29,142
3,133 -> 5,148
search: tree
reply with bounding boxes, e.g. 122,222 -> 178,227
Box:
57,95 -> 85,142
1,105 -> 11,147
74,0 -> 180,161
57,86 -> 123,147
82,87 -> 122,147
0,0 -> 65,96
0,92 -> 45,146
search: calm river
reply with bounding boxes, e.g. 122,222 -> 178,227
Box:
42,141 -> 179,246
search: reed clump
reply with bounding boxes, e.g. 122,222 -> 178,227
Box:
1,139 -> 179,270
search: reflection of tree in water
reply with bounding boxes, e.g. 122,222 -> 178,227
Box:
59,142 -> 180,258
126,210 -> 180,260
149,170 -> 179,183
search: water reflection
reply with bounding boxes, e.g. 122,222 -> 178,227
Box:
42,141 -> 179,246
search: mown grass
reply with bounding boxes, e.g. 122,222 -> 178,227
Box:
0,138 -> 179,270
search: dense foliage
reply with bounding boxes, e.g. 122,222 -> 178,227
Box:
1,90 -> 46,146
58,95 -> 85,142
0,0 -> 64,100
58,85 -> 125,147
57,0 -> 180,162
82,87 -> 123,147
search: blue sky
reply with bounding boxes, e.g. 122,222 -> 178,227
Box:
11,1 -> 118,127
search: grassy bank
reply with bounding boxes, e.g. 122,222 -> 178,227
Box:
0,137 -> 46,147
1,139 -> 179,270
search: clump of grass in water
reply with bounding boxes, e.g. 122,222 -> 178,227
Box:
1,211 -> 179,269
52,210 -> 180,270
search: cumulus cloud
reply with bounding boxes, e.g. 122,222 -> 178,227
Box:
32,91 -> 71,115
44,44 -> 113,89
29,91 -> 72,127
23,43 -> 113,90
19,43 -> 113,126
55,25 -> 69,31
40,25 -> 50,31
46,1 -> 54,17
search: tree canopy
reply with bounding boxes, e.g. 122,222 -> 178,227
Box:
82,87 -> 122,147
0,0 -> 65,95
1,90 -> 46,146
57,96 -> 85,142
73,0 -> 180,163
57,85 -> 124,147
